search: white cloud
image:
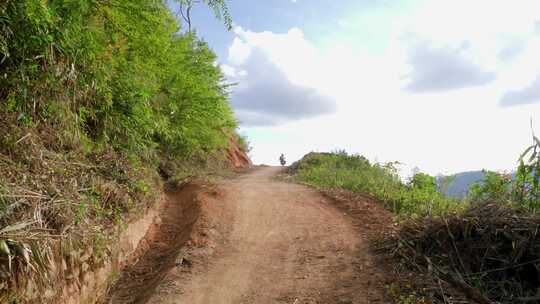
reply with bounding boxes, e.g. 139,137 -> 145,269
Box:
501,75 -> 540,106
220,64 -> 248,78
405,0 -> 540,45
404,42 -> 496,92
228,1 -> 540,175
220,64 -> 237,77
228,35 -> 251,65
226,27 -> 337,126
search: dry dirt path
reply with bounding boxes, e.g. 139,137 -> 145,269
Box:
109,166 -> 391,304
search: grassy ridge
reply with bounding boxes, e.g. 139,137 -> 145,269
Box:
290,152 -> 460,217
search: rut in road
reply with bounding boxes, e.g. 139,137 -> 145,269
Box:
142,166 -> 391,304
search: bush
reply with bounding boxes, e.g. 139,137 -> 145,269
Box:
383,134 -> 540,303
467,135 -> 540,211
468,171 -> 513,203
290,151 -> 460,217
0,0 -> 237,158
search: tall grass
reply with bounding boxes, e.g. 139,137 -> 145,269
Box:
292,152 -> 461,217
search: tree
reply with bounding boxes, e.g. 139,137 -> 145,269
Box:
174,0 -> 232,32
468,171 -> 512,203
410,173 -> 437,193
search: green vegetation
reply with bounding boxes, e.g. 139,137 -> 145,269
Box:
290,140 -> 540,303
176,0 -> 232,32
234,133 -> 252,153
468,134 -> 540,211
1,0 -> 236,157
291,151 -> 460,217
468,171 -> 513,203
0,0 -> 244,300
290,132 -> 540,218
389,136 -> 540,303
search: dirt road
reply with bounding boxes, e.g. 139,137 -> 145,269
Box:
109,166 -> 391,304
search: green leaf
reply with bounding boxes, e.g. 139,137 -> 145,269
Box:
520,145 -> 535,161
530,151 -> 538,163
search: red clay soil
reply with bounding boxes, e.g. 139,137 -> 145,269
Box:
320,189 -> 396,242
226,137 -> 252,169
101,183 -> 212,304
123,166 -> 396,304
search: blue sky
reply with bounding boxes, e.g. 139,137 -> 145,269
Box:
171,0 -> 540,176
181,1 -> 371,54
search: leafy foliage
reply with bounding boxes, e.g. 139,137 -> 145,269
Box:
174,0 -> 232,32
290,151 -> 460,217
0,0 -> 237,158
0,0 -> 240,300
468,171 -> 513,203
234,133 -> 252,153
468,134 -> 540,211
514,135 -> 540,209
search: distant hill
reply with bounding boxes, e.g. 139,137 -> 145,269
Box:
439,170 -> 520,198
438,171 -> 485,198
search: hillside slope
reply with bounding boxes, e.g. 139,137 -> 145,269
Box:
438,171 -> 485,198
0,1 -> 249,302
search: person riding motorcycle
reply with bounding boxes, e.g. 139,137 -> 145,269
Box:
279,154 -> 286,166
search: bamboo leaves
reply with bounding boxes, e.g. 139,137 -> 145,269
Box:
1,0 -> 239,298
515,133 -> 540,210
174,0 -> 232,32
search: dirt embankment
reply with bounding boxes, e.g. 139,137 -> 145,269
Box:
226,137 -> 252,169
100,182 -> 228,304
65,139 -> 250,304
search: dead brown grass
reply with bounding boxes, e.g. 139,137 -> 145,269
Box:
0,116 -> 160,302
380,203 -> 540,304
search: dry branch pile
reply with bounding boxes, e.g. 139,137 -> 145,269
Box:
383,203 -> 540,303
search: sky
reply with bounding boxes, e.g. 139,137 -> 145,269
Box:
171,0 -> 540,176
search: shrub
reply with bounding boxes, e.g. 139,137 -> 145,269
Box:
0,0 -> 237,158
467,134 -> 540,211
290,152 -> 460,217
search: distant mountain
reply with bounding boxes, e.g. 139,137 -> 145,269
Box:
438,170 -> 520,198
438,171 -> 485,198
